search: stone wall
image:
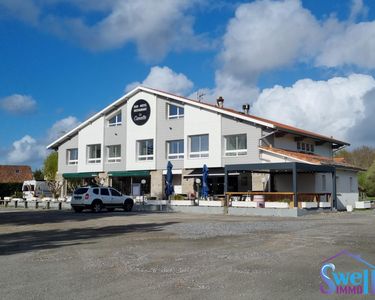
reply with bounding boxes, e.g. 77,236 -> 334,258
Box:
150,170 -> 163,199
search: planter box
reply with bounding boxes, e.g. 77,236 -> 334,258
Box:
145,200 -> 168,205
199,200 -> 223,207
231,201 -> 257,208
170,200 -> 194,206
301,202 -> 318,209
265,202 -> 289,209
355,201 -> 371,209
319,202 -> 331,208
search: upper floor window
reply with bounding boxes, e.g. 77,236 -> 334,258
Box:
67,148 -> 78,165
137,139 -> 154,161
87,144 -> 101,164
225,134 -> 247,156
107,145 -> 121,163
168,104 -> 184,119
108,111 -> 122,126
167,140 -> 184,160
189,134 -> 208,158
297,142 -> 314,153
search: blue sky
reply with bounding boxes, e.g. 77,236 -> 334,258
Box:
1,0 -> 375,169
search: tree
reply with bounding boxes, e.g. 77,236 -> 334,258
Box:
364,161 -> 375,197
335,146 -> 375,169
43,151 -> 62,198
33,169 -> 44,180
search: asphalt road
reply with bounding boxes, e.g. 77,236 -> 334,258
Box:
0,209 -> 374,299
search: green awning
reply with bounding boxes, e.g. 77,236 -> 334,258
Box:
108,170 -> 150,177
63,172 -> 99,179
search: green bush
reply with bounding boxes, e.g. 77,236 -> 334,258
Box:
172,194 -> 185,200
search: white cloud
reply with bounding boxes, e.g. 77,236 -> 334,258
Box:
1,0 -> 207,61
6,135 -> 47,165
0,94 -> 37,114
2,116 -> 80,168
126,66 -> 194,96
205,0 -> 375,108
252,74 -> 375,142
47,116 -> 80,142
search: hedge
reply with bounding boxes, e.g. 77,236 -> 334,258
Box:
0,183 -> 23,198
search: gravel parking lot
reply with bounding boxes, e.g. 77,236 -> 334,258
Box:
0,209 -> 374,299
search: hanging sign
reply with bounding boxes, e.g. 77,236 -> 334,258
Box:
131,99 -> 150,125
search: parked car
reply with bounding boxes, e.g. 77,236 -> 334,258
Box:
22,180 -> 52,199
71,186 -> 134,213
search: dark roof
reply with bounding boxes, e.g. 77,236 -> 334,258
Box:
0,165 -> 33,183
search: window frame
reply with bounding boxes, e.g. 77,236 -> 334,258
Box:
137,139 -> 154,161
189,134 -> 209,159
107,145 -> 121,163
167,140 -> 184,160
67,148 -> 78,165
108,111 -> 122,127
87,144 -> 102,164
167,103 -> 184,119
224,134 -> 247,157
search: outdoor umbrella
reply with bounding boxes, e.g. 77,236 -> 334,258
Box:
201,164 -> 209,199
165,161 -> 174,199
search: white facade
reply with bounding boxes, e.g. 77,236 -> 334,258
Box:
49,86 -> 359,205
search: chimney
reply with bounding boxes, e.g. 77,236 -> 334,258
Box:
242,104 -> 250,114
217,96 -> 224,108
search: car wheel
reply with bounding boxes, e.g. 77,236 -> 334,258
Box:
73,207 -> 83,213
107,208 -> 115,212
123,199 -> 134,212
91,200 -> 103,213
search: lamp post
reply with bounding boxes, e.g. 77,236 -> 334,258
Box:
195,178 -> 201,206
141,179 -> 146,205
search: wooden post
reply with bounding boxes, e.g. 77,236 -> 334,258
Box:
24,201 -> 28,209
292,163 -> 298,208
46,201 -> 50,209
14,200 -> 18,208
35,201 -> 39,209
58,202 -> 62,210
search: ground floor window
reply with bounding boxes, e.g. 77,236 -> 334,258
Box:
111,176 -> 151,196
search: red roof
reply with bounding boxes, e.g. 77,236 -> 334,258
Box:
260,147 -> 362,170
146,87 -> 348,146
0,165 -> 33,183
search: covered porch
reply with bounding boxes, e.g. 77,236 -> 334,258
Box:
224,162 -> 337,209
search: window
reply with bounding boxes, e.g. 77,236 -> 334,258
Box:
108,111 -> 122,126
297,142 -> 315,153
67,148 -> 78,165
168,104 -> 184,119
322,174 -> 326,191
137,139 -> 154,160
87,144 -> 101,164
100,188 -> 109,196
225,134 -> 247,156
189,134 -> 209,158
107,145 -> 121,163
110,188 -> 122,197
167,140 -> 184,160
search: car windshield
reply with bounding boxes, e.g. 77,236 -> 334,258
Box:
74,188 -> 89,194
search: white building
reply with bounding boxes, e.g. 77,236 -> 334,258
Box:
47,86 -> 361,210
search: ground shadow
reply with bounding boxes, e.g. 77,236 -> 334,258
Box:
0,209 -> 159,226
0,221 -> 178,256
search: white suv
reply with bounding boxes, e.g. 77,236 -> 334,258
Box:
71,186 -> 134,213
